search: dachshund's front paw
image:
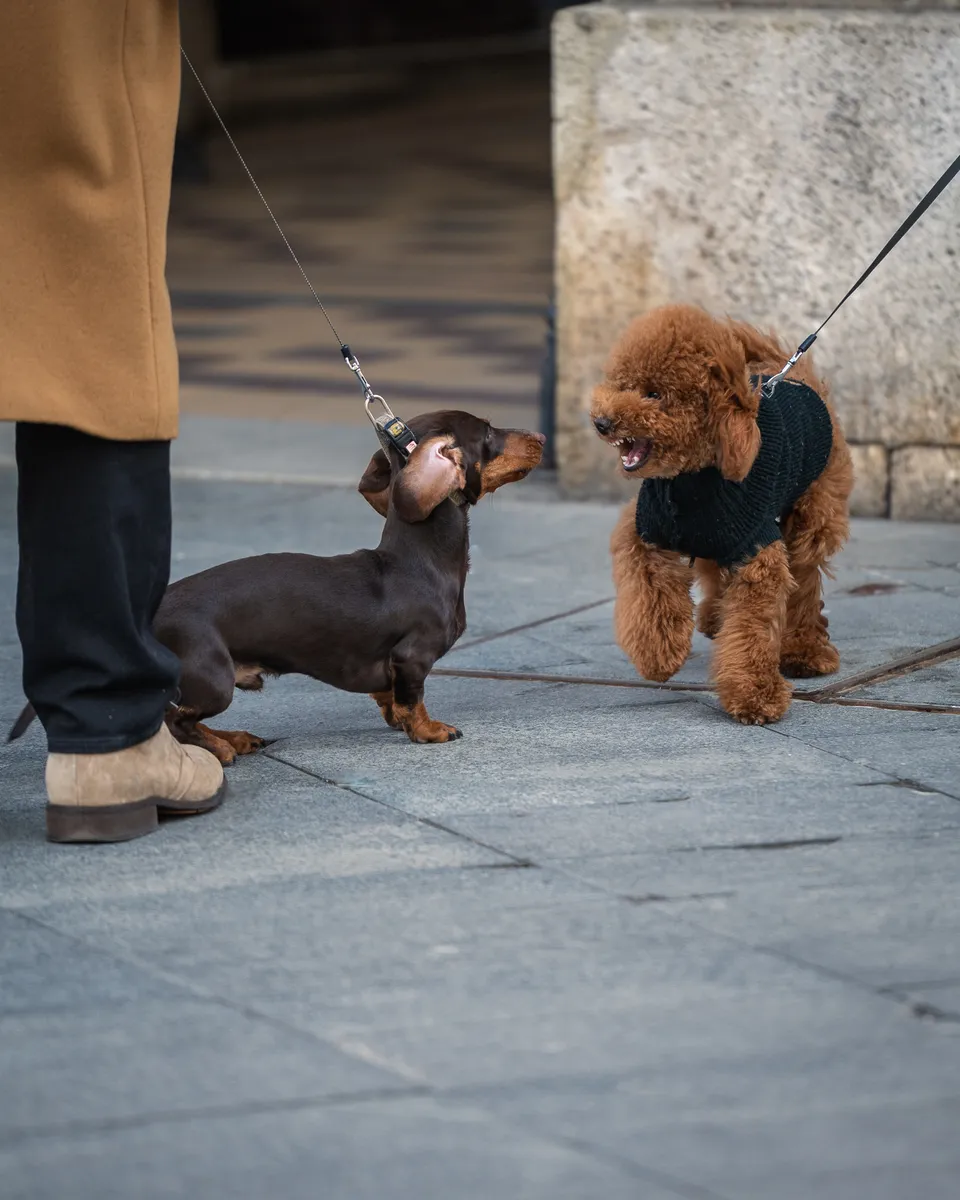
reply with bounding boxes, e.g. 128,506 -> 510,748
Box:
407,719 -> 462,744
217,729 -> 268,756
393,701 -> 463,744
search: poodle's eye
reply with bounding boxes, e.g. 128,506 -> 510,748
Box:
647,391 -> 661,401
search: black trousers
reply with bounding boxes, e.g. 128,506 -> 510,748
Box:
16,423 -> 180,753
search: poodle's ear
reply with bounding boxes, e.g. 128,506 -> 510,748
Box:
707,357 -> 761,482
391,436 -> 466,522
358,449 -> 392,517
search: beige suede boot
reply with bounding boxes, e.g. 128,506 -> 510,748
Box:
46,722 -> 225,843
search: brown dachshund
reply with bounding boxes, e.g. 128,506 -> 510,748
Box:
590,304 -> 852,726
155,411 -> 544,763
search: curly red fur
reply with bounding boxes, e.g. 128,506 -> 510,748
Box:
593,304 -> 853,725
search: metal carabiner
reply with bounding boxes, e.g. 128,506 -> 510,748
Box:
364,391 -> 398,430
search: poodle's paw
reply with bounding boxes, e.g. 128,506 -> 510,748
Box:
619,617 -> 693,683
696,600 -> 723,640
780,638 -> 840,679
635,654 -> 687,684
718,673 -> 792,726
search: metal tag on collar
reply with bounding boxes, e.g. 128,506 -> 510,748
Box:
367,395 -> 419,462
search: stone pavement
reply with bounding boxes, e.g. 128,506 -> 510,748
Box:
2,434 -> 960,1199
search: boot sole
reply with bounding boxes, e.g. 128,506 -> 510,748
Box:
46,781 -> 227,844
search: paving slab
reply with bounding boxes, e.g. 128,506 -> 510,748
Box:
769,714 -> 960,802
549,829 -> 960,908
2,995 -> 407,1140
269,676 -> 899,820
659,866 -> 960,990
0,750 -> 511,909
841,654 -> 960,707
445,778 -> 960,863
23,865 -> 952,1093
0,909 -> 188,1017
0,1095 -> 662,1200
470,1082 -> 960,1200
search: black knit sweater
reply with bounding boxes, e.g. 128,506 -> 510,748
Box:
635,376 -> 833,568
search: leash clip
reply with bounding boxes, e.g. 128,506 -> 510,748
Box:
342,346 -> 419,462
762,333 -> 818,397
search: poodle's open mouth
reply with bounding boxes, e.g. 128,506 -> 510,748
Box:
613,437 -> 652,472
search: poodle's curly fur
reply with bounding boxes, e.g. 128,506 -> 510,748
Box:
591,304 -> 853,725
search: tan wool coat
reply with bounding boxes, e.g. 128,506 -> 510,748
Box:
0,1 -> 181,441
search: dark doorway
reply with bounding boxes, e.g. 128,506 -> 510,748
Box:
215,1 -> 553,60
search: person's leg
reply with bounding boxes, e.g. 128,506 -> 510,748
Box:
16,422 -> 224,842
17,423 -> 178,750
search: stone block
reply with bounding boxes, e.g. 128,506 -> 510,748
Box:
554,3 -> 960,498
849,443 -> 888,517
890,445 -> 960,520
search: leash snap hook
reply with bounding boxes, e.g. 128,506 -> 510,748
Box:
364,391 -> 397,428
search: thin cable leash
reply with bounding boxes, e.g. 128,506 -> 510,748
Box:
763,148 -> 960,393
180,48 -> 417,459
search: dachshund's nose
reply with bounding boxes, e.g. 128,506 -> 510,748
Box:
593,415 -> 613,436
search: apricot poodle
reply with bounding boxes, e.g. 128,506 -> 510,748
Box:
591,304 -> 853,725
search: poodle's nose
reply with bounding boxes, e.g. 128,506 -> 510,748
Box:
593,415 -> 614,436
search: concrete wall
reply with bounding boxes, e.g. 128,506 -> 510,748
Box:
553,1 -> 960,518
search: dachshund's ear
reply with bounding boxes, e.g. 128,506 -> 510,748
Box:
391,436 -> 466,522
707,358 -> 761,482
358,449 -> 391,517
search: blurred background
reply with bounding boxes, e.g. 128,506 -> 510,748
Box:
172,1 -> 576,464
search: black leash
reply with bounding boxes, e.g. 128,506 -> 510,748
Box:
764,148 -> 960,392
181,49 -> 420,463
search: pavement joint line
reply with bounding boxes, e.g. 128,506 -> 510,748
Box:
270,749 -> 959,1039
433,666 -> 713,692
431,666 -> 960,715
758,710 -> 960,804
2,908 -> 428,1088
536,856 -> 926,1022
534,1133 -> 734,1200
262,749 -> 535,868
604,883 -> 958,1028
0,1085 -> 433,1148
449,597 -> 614,652
803,634 -> 960,699
490,1125 -> 735,1200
